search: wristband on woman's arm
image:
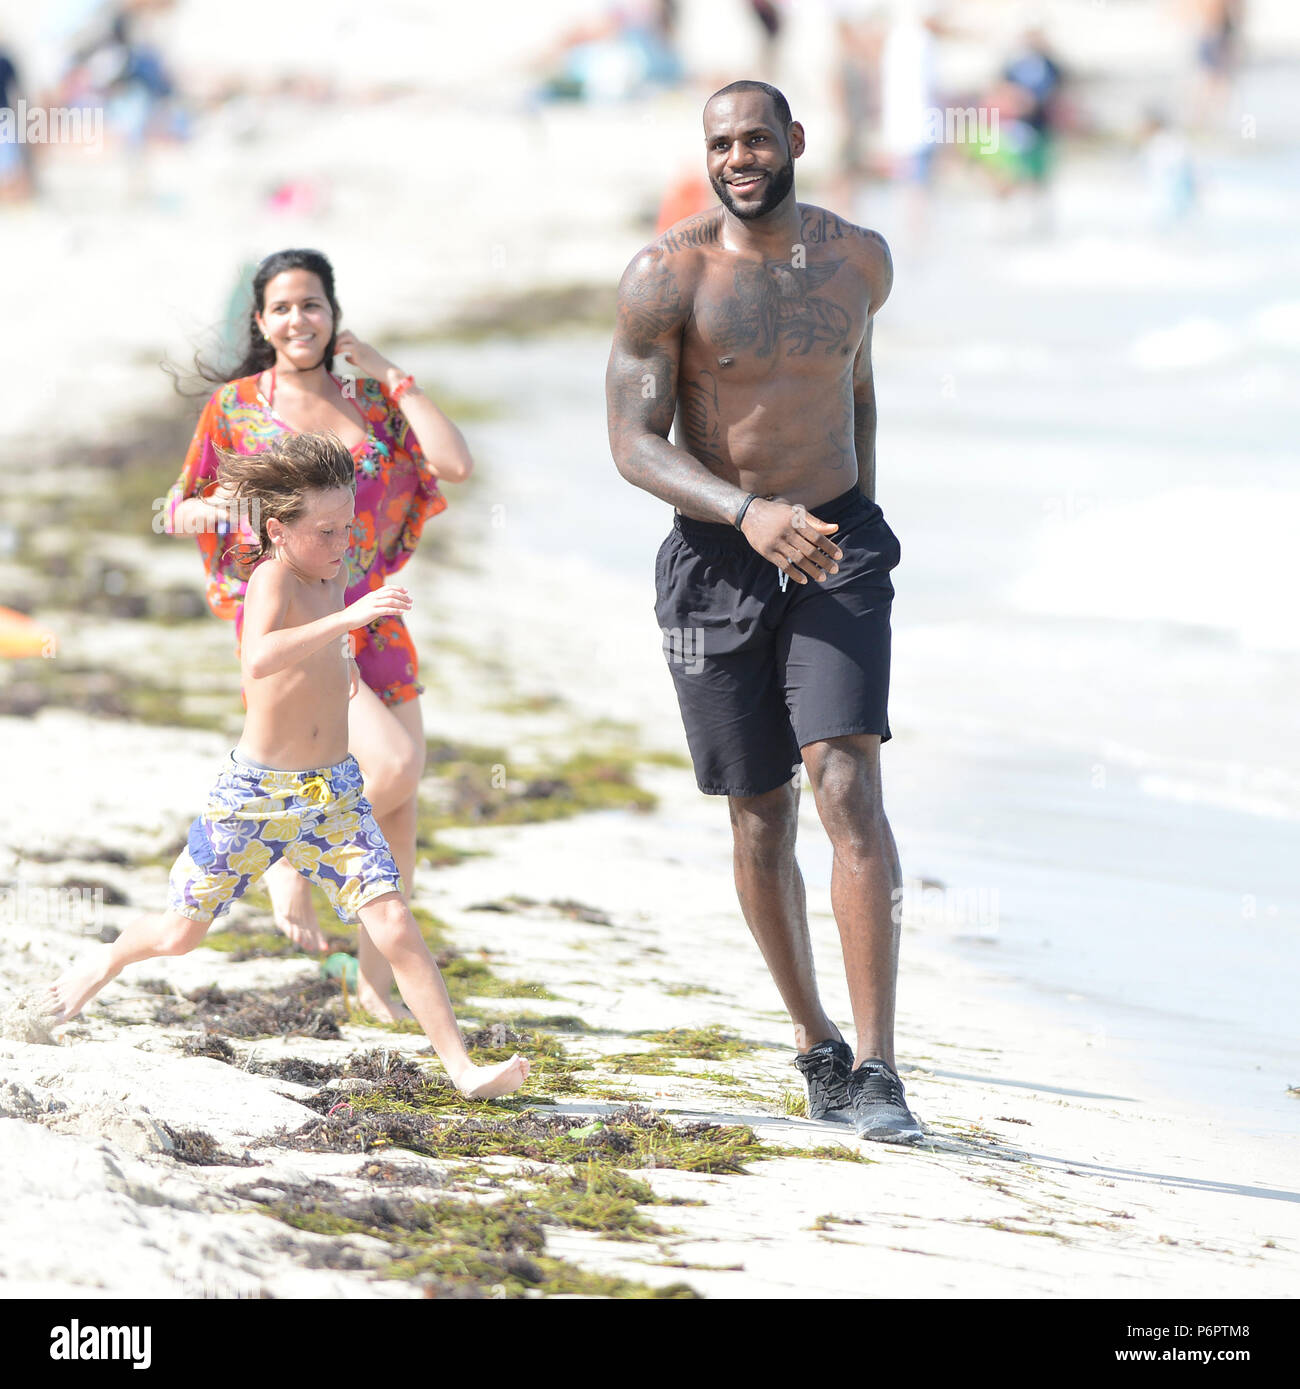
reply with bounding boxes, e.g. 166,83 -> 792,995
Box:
389,374 -> 416,404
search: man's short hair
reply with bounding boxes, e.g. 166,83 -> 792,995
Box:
706,80 -> 792,130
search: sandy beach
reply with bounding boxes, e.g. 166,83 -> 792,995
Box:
1,554 -> 1296,1300
1,0 -> 1297,1309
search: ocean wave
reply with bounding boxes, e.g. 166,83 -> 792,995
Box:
1010,485 -> 1300,652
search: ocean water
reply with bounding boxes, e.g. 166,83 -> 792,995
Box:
404,134 -> 1299,1142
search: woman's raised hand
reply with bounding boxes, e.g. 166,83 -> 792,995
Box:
333,330 -> 391,382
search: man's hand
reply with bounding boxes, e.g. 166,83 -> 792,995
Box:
740,499 -> 842,584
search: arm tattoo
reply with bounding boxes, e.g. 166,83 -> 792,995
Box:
619,252 -> 685,349
608,346 -> 676,448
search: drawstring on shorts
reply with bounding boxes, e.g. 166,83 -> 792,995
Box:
300,775 -> 332,806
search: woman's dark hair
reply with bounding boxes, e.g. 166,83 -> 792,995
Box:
188,248 -> 342,388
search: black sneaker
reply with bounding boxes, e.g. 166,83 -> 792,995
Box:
847,1058 -> 924,1144
793,1037 -> 854,1124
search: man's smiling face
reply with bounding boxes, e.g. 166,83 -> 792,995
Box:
704,90 -> 802,220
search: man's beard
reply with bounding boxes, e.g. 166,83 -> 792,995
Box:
712,155 -> 795,220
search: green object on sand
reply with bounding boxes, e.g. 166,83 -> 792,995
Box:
322,952 -> 359,987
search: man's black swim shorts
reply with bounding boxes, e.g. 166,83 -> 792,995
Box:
654,485 -> 900,797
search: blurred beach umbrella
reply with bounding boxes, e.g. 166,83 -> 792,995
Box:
0,605 -> 54,657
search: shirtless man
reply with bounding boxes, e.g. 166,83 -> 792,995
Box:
606,81 -> 921,1142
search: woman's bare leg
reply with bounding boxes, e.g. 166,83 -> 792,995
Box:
263,857 -> 327,953
347,686 -> 425,1021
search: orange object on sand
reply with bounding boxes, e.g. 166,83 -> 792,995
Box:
656,172 -> 715,235
0,605 -> 53,658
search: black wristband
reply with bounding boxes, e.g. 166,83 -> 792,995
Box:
733,492 -> 759,531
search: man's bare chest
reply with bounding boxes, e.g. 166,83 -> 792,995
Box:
689,253 -> 868,372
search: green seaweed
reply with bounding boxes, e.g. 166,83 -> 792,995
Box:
418,738 -> 656,838
389,284 -> 617,345
273,1092 -> 776,1176
630,1026 -> 759,1061
440,956 -> 559,1001
597,1051 -> 684,1077
526,1163 -> 667,1240
471,1010 -> 597,1035
779,1088 -> 808,1118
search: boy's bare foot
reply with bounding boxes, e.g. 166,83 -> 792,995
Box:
44,946 -> 119,1024
265,859 -> 327,953
354,980 -> 415,1024
454,1054 -> 530,1100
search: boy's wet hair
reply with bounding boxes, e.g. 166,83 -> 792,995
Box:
216,432 -> 355,572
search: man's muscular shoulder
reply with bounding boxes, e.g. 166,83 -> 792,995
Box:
798,204 -> 893,314
615,210 -> 722,348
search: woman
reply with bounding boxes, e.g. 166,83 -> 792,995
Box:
164,248 -> 473,1021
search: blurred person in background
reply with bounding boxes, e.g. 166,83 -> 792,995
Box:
162,249 -> 476,1023
0,34 -> 36,202
981,26 -> 1065,236
1140,106 -> 1198,227
878,0 -> 944,251
827,0 -> 887,213
538,1 -> 682,103
1189,0 -> 1244,132
747,0 -> 787,80
654,164 -> 714,235
55,5 -> 184,128
44,0 -> 187,200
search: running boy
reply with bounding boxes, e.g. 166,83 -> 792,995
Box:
46,433 -> 528,1100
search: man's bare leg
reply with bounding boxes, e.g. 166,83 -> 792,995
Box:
358,893 -> 528,1099
46,910 -> 211,1022
801,733 -> 902,1069
728,779 -> 842,1053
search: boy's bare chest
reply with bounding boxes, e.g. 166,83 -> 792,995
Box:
292,589 -> 348,667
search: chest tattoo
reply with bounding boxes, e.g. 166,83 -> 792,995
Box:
710,258 -> 852,359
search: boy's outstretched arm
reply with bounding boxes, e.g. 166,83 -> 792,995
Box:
241,565 -> 410,680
